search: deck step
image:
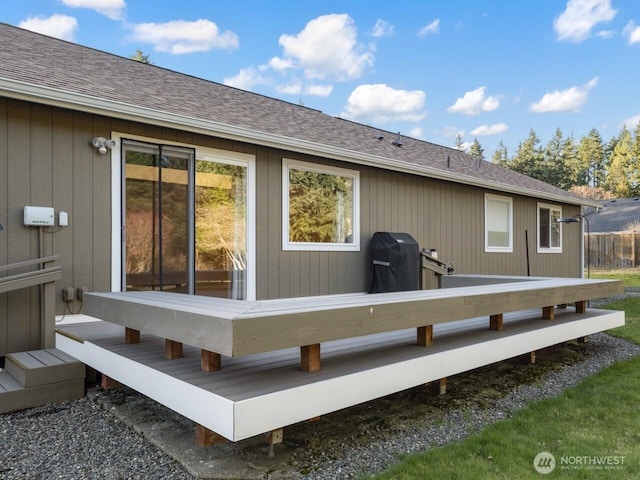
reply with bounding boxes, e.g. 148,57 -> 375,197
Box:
5,348 -> 85,387
0,349 -> 86,414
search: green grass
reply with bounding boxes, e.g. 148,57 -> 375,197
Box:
590,268 -> 640,288
369,297 -> 640,480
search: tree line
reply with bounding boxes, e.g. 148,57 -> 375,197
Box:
459,122 -> 640,200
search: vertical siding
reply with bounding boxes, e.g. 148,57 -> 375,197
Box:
0,98 -> 7,354
1,98 -> 584,354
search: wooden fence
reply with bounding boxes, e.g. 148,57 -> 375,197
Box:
587,232 -> 640,269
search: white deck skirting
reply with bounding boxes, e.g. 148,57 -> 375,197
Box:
56,307 -> 624,441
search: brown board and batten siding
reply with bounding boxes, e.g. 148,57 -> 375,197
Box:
1,98 -> 581,353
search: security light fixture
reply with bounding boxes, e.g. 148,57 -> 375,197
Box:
91,137 -> 116,154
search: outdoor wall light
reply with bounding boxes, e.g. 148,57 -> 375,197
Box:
91,137 -> 116,154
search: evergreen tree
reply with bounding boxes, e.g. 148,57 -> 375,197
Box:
577,128 -> 605,187
491,140 -> 509,166
605,126 -> 637,197
469,138 -> 485,160
510,129 -> 544,180
130,49 -> 151,64
454,133 -> 465,151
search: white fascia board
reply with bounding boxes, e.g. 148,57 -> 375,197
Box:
0,77 -> 595,208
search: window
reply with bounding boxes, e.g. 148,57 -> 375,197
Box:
117,136 -> 255,300
538,203 -> 562,252
283,159 -> 359,251
485,194 -> 513,252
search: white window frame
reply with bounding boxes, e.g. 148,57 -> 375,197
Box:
110,132 -> 257,300
484,193 -> 513,253
282,159 -> 360,251
537,203 -> 563,253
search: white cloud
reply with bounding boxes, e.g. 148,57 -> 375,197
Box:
447,86 -> 500,116
129,19 -> 239,54
224,67 -> 270,90
341,84 -> 426,123
418,19 -> 440,36
19,14 -> 78,41
554,0 -> 616,43
275,82 -> 333,97
273,14 -> 374,81
372,19 -> 394,37
268,56 -> 294,71
530,77 -> 598,113
621,114 -> 640,130
408,127 -> 424,139
470,123 -> 509,136
441,126 -> 464,139
60,0 -> 126,21
595,29 -> 615,39
623,21 -> 640,45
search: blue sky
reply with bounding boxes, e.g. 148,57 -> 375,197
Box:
2,0 -> 640,157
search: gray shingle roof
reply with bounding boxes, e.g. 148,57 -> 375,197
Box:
585,198 -> 640,232
0,22 -> 589,206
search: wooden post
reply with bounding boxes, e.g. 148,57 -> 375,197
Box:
489,314 -> 503,331
578,335 -> 589,344
542,306 -> 555,320
530,351 -> 536,364
417,325 -> 434,346
575,300 -> 587,314
195,424 -> 226,447
265,428 -> 284,457
300,344 -> 321,372
41,281 -> 56,349
439,377 -> 447,395
101,374 -> 123,390
201,349 -> 221,372
165,339 -> 183,359
125,327 -> 140,344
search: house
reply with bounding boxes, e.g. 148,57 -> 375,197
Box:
0,23 -> 624,443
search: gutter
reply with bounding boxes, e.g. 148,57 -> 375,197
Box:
0,77 -> 598,208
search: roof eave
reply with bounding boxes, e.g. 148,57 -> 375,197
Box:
0,77 -> 596,207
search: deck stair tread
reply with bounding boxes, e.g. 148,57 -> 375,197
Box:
5,348 -> 85,388
0,349 -> 86,414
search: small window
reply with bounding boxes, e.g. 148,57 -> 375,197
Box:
538,203 -> 562,253
283,159 -> 359,251
485,194 -> 513,252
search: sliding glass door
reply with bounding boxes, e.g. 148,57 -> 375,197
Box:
123,139 -> 248,299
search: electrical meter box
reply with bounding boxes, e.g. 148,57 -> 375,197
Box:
24,206 -> 55,226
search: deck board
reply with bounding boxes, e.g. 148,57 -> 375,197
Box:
56,306 -> 624,441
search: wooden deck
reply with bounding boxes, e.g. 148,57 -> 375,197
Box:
84,277 -> 623,359
56,305 -> 624,442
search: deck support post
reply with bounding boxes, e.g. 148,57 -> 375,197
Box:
125,327 -> 140,344
100,374 -> 123,390
201,349 -> 221,372
575,300 -> 587,314
530,351 -> 536,364
543,306 -> 555,320
165,339 -> 183,359
439,377 -> 447,395
489,314 -> 504,331
417,325 -> 434,347
578,335 -> 589,344
300,344 -> 321,372
265,428 -> 284,457
195,424 -> 226,447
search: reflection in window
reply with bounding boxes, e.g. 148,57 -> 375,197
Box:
538,204 -> 562,252
283,159 -> 359,251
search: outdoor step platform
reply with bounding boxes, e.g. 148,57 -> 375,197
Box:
5,349 -> 85,388
0,372 -> 85,414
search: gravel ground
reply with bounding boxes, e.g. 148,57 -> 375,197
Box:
1,297 -> 639,479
